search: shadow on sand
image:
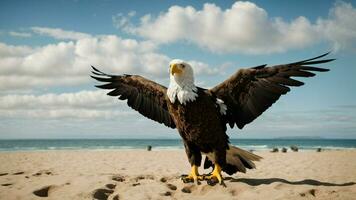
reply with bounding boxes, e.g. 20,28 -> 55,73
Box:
227,177 -> 356,187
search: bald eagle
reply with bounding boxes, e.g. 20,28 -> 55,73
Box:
91,52 -> 333,185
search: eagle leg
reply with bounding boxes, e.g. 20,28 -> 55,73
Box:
205,163 -> 225,186
181,165 -> 204,184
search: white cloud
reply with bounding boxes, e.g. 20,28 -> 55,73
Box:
0,90 -> 113,109
0,43 -> 35,57
1,30 -> 219,91
31,27 -> 92,40
116,1 -> 356,54
9,31 -> 32,38
316,2 -> 356,51
0,90 -> 132,119
0,41 -> 85,90
112,11 -> 137,31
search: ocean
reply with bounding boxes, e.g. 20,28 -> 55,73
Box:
0,138 -> 355,152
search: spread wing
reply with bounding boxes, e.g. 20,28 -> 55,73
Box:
210,52 -> 334,129
91,66 -> 176,128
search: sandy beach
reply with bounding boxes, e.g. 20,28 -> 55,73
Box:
0,149 -> 355,200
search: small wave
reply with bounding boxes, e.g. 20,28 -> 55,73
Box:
300,146 -> 356,150
47,146 -> 80,150
238,145 -> 269,148
152,146 -> 183,150
0,147 -> 40,151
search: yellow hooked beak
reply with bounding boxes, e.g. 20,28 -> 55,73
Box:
170,64 -> 183,75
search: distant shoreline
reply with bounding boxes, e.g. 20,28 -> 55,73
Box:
0,138 -> 355,152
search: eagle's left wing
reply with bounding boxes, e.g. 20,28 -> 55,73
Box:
209,52 -> 334,130
91,66 -> 176,128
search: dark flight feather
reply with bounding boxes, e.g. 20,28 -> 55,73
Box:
91,66 -> 176,128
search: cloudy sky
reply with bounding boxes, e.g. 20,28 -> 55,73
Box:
0,0 -> 356,139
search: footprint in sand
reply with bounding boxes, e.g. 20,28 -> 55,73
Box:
105,183 -> 116,190
135,175 -> 145,182
12,171 -> 24,175
309,189 -> 317,197
92,188 -> 114,200
134,175 -> 154,182
299,189 -> 318,197
181,185 -> 193,193
112,175 -> 125,182
92,182 -> 117,200
0,173 -> 8,176
33,170 -> 52,177
157,182 -> 177,196
132,183 -> 140,186
33,172 -> 42,176
166,183 -> 177,191
161,191 -> 172,196
1,183 -> 13,186
33,185 -> 55,197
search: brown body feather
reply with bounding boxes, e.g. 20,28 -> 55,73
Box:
167,88 -> 229,166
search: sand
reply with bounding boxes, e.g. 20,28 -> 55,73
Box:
0,149 -> 355,200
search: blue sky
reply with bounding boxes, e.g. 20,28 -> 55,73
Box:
0,0 -> 355,139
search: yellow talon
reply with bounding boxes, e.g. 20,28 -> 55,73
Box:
205,163 -> 224,185
181,165 -> 204,183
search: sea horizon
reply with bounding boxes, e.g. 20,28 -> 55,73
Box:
0,138 -> 355,152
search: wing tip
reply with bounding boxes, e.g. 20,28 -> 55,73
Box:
94,85 -> 104,89
252,64 -> 267,70
315,51 -> 332,59
90,65 -> 111,77
296,51 -> 335,65
91,65 -> 100,72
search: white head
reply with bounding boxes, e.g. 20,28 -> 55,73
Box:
167,59 -> 198,104
169,59 -> 195,86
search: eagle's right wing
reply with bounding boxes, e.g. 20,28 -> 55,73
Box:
91,66 -> 176,129
210,52 -> 334,129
